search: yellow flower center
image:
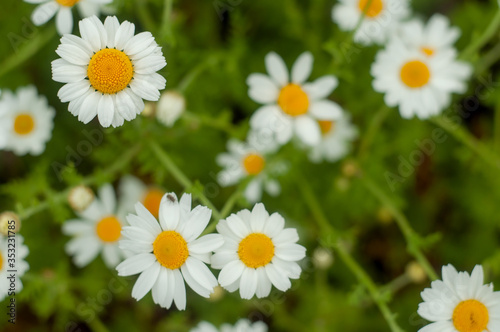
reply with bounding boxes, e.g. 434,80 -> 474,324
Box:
453,300 -> 489,332
243,153 -> 265,175
421,47 -> 435,57
153,231 -> 189,270
318,120 -> 335,135
238,233 -> 275,268
358,0 -> 384,18
142,189 -> 164,218
95,216 -> 122,243
14,114 -> 35,135
87,48 -> 134,95
278,84 -> 310,116
400,60 -> 431,89
56,0 -> 79,6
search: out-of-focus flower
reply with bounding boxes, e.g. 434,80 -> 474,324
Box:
332,0 -> 411,45
68,185 -> 95,212
405,261 -> 426,284
371,38 -> 472,119
0,235 -> 29,301
0,86 -> 55,156
0,212 -> 21,236
248,52 -> 344,146
212,203 -> 306,299
116,193 -> 223,310
417,264 -> 500,332
312,247 -> 334,270
156,91 -> 185,127
62,184 -> 130,268
25,0 -> 112,35
119,175 -> 165,219
190,319 -> 268,332
52,16 -> 167,127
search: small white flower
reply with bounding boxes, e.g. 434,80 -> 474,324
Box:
25,0 -> 112,35
191,319 -> 268,332
217,138 -> 286,204
308,113 -> 358,163
332,0 -> 411,45
116,193 -> 224,310
118,175 -> 165,219
212,203 -> 306,299
248,52 -> 344,146
62,184 -> 131,268
156,91 -> 186,127
0,86 -> 55,156
371,38 -> 472,119
51,15 -> 167,128
0,235 -> 29,301
397,14 -> 461,57
417,264 -> 500,332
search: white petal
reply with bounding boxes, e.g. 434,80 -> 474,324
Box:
274,243 -> 306,261
98,184 -> 116,214
114,21 -> 136,51
303,75 -> 338,100
180,264 -> 211,298
184,257 -> 217,292
116,253 -> 156,276
263,212 -> 285,238
159,193 -> 180,231
97,93 -> 115,128
294,116 -> 321,146
79,16 -> 103,50
250,203 -> 269,232
291,52 -> 313,84
152,268 -> 169,305
180,206 -> 212,242
239,268 -> 258,299
133,202 -> 162,235
265,52 -> 289,86
265,263 -> 291,291
247,73 -> 279,104
31,2 -> 58,26
309,100 -> 344,120
218,260 -> 245,287
255,267 -> 272,298
55,7 -> 73,35
172,269 -> 187,310
78,90 -> 100,124
131,262 -> 160,300
103,16 -> 120,48
225,214 -> 250,239
189,234 -> 224,254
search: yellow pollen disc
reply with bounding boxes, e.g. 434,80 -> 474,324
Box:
243,153 -> 265,175
358,0 -> 384,18
421,47 -> 435,57
238,233 -> 275,268
278,84 -> 310,116
56,0 -> 79,6
400,60 -> 431,89
14,114 -> 35,135
95,216 -> 122,242
453,300 -> 489,332
318,120 -> 335,135
153,231 -> 189,270
87,48 -> 133,94
142,189 -> 164,218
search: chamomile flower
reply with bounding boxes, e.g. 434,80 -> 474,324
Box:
51,15 -> 167,128
248,52 -> 344,146
25,0 -> 112,35
417,264 -> 500,332
371,38 -> 472,119
191,319 -> 268,332
62,184 -> 131,268
0,235 -> 29,301
308,113 -> 358,163
212,203 -> 306,299
116,193 -> 224,310
398,14 -> 461,57
332,0 -> 411,45
216,138 -> 286,203
156,91 -> 186,127
0,86 -> 55,156
119,175 -> 165,219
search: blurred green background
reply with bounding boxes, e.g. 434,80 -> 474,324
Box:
1,0 -> 500,331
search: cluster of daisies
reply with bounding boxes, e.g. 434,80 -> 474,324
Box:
333,1 -> 472,119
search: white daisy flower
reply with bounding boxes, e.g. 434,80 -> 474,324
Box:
417,264 -> 500,332
156,90 -> 186,127
118,175 -> 165,219
62,183 -> 131,268
371,38 -> 472,119
51,15 -> 167,128
332,0 -> 411,45
308,113 -> 358,163
398,14 -> 461,57
212,203 -> 306,299
116,193 -> 224,310
0,85 -> 55,156
25,0 -> 112,35
191,319 -> 268,332
0,235 -> 30,301
248,52 -> 344,146
216,138 -> 286,204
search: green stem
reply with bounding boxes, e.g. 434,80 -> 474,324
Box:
299,177 -> 404,332
460,10 -> 500,61
430,116 -> 500,170
203,184 -> 243,234
159,0 -> 175,45
359,174 -> 438,281
136,0 -> 157,33
495,98 -> 500,153
0,26 -> 56,80
357,105 -> 392,159
475,41 -> 500,74
16,144 -> 142,220
178,54 -> 220,93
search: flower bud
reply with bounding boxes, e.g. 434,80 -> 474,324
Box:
0,211 -> 21,235
68,185 -> 95,212
156,91 -> 185,127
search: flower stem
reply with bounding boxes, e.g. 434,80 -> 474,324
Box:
460,10 -> 500,61
299,176 -> 405,332
159,0 -> 175,45
357,105 -> 392,160
358,173 -> 438,281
